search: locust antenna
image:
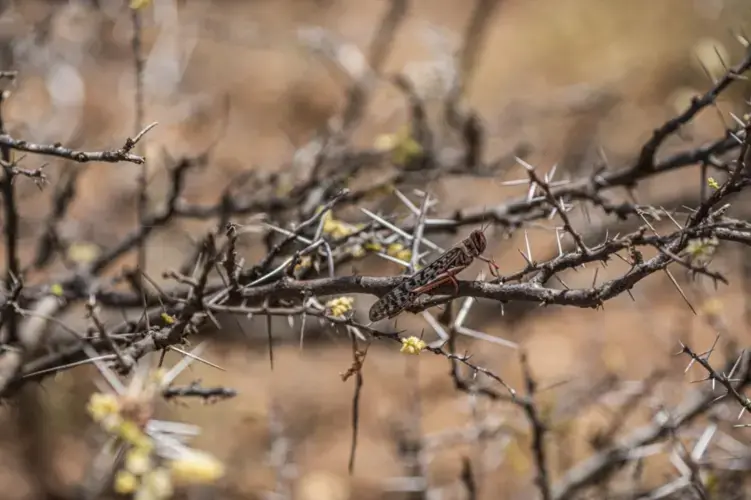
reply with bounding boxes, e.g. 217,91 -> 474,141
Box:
478,203 -> 501,279
480,204 -> 491,234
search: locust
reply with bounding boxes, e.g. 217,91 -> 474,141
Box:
369,228 -> 499,322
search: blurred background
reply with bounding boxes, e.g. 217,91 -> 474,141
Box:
1,0 -> 751,498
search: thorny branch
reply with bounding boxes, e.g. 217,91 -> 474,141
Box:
0,123 -> 153,165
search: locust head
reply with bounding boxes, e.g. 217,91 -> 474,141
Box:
464,229 -> 487,257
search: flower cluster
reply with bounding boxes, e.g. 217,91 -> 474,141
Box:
374,125 -> 423,166
400,336 -> 427,355
320,209 -> 359,240
386,242 -> 412,263
326,296 -> 355,318
86,361 -> 226,499
684,236 -> 719,264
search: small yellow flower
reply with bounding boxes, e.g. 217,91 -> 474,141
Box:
322,210 -> 336,232
67,241 -> 101,263
707,177 -> 720,190
87,392 -> 120,422
704,471 -> 719,496
387,242 -> 404,255
169,451 -> 225,484
332,225 -> 353,239
125,447 -> 152,475
684,237 -> 719,260
50,283 -> 64,297
393,139 -> 422,166
395,249 -> 412,262
400,336 -> 426,355
100,414 -> 123,433
374,133 -> 398,151
326,297 -> 355,318
140,468 -> 174,499
117,420 -> 152,449
350,244 -> 366,258
294,256 -> 312,272
364,241 -> 383,252
130,0 -> 151,9
160,312 -> 175,325
114,470 -> 139,494
375,126 -> 423,166
275,178 -> 294,198
386,242 -> 413,263
321,210 -> 353,239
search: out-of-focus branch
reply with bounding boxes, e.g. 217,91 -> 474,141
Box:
551,352 -> 751,499
0,122 -> 156,165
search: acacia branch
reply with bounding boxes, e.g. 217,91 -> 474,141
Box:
0,122 -> 156,165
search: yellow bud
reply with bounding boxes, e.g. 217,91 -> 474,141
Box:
685,237 -> 719,259
323,219 -> 338,235
87,393 -> 120,422
704,471 -> 719,494
364,242 -> 383,252
67,241 -> 101,263
142,468 -> 174,498
118,420 -> 152,449
100,414 -> 123,433
387,243 -> 404,256
130,0 -> 151,9
374,133 -> 398,151
332,225 -> 352,239
275,179 -> 293,197
395,249 -> 412,262
114,471 -> 139,494
125,447 -> 152,475
392,133 -> 423,166
170,451 -> 225,484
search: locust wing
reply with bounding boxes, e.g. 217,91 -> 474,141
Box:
368,246 -> 469,321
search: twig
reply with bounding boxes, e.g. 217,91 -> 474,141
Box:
520,351 -> 551,500
347,335 -> 366,475
162,382 -> 237,402
0,90 -> 18,343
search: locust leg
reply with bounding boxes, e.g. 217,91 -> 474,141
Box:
486,257 -> 501,278
478,255 -> 501,278
411,266 -> 467,296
